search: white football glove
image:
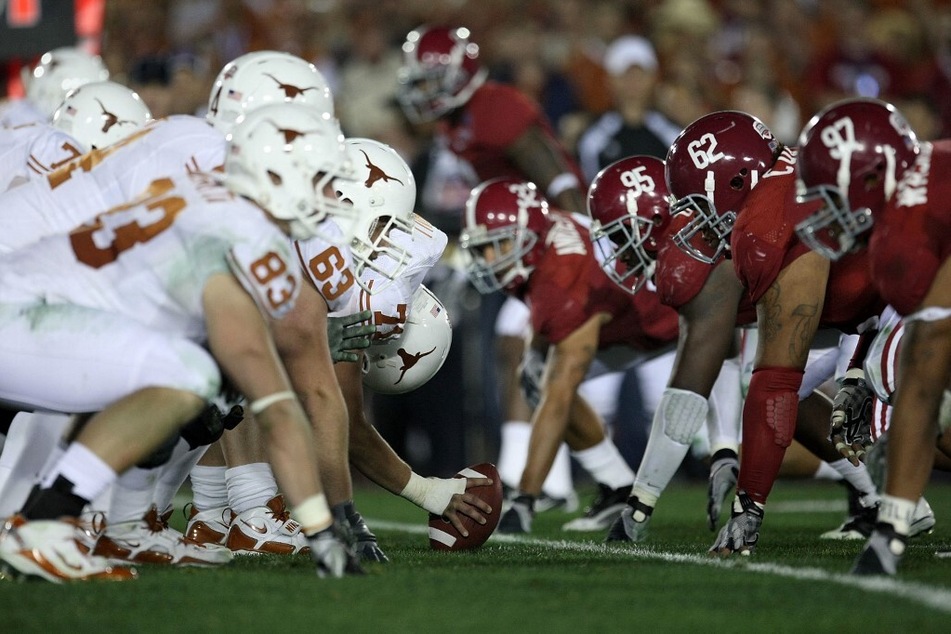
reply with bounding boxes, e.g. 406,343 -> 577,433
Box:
307,524 -> 365,578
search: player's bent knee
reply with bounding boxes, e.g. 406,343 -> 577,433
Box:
748,367 -> 804,448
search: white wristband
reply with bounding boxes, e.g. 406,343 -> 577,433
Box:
293,493 -> 332,535
399,472 -> 467,515
249,390 -> 297,415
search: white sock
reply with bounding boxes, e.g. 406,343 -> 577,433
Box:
190,465 -> 228,511
109,466 -> 159,523
878,494 -> 916,536
827,458 -> 879,503
570,438 -> 634,489
542,444 -> 574,499
153,440 -> 207,511
42,442 -> 117,502
496,421 -> 531,488
813,461 -> 843,481
226,463 -> 278,514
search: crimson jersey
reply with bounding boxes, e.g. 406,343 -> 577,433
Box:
522,211 -> 678,350
869,140 -> 951,316
655,213 -> 757,324
731,148 -> 884,332
439,82 -> 584,184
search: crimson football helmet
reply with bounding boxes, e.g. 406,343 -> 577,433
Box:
666,111 -> 781,264
396,25 -> 488,124
795,98 -> 919,260
587,156 -> 670,293
459,178 -> 550,294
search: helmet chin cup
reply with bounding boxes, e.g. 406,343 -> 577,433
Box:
794,184 -> 874,261
670,194 -> 734,265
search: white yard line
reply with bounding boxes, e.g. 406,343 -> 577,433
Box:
369,519 -> 951,615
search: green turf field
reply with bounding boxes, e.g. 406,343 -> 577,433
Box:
2,478 -> 949,633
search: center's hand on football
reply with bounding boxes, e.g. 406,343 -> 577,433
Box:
441,477 -> 494,536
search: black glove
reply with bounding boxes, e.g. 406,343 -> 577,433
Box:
327,310 -> 375,363
180,403 -> 228,450
831,369 -> 874,464
333,500 -> 388,563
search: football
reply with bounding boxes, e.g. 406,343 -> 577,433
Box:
428,462 -> 503,551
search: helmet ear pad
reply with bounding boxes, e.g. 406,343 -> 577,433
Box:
362,285 -> 452,394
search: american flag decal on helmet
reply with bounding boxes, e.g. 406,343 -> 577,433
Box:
227,89 -> 243,101
430,304 -> 441,318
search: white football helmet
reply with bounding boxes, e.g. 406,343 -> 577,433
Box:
362,285 -> 452,394
224,103 -> 358,242
26,47 -> 110,119
335,138 -> 417,294
51,81 -> 152,152
207,51 -> 334,134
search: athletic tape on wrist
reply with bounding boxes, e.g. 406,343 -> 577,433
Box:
249,390 -> 297,415
293,493 -> 331,535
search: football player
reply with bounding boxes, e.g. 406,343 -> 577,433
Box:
396,26 -> 589,505
589,153 -> 886,544
460,178 -> 681,534
795,97 -> 951,573
0,104 -> 364,582
0,46 -> 109,128
0,80 -> 151,191
665,110 -> 889,556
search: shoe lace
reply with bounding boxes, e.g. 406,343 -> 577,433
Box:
143,507 -> 166,534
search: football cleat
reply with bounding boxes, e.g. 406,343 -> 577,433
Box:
909,497 -> 936,538
707,450 -> 739,531
0,514 -> 137,583
851,523 -> 907,575
820,489 -> 879,541
605,496 -> 653,543
534,491 -> 580,514
562,483 -> 632,532
498,495 -> 534,534
94,505 -> 233,567
184,503 -> 233,546
709,492 -> 764,556
226,495 -> 310,555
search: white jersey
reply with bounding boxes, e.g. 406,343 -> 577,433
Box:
0,98 -> 46,129
334,214 -> 448,340
294,218 -> 360,314
0,170 -> 300,340
0,121 -> 84,191
0,115 -> 225,254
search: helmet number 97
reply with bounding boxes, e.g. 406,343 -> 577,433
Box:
687,133 -> 725,169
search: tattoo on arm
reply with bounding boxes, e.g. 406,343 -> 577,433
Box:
760,283 -> 819,364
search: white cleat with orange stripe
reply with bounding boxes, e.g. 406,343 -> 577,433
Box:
0,515 -> 137,582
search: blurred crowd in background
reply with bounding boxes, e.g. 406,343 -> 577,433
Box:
6,0 -> 951,479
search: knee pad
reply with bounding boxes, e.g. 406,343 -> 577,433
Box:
658,388 -> 708,444
747,367 -> 804,448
